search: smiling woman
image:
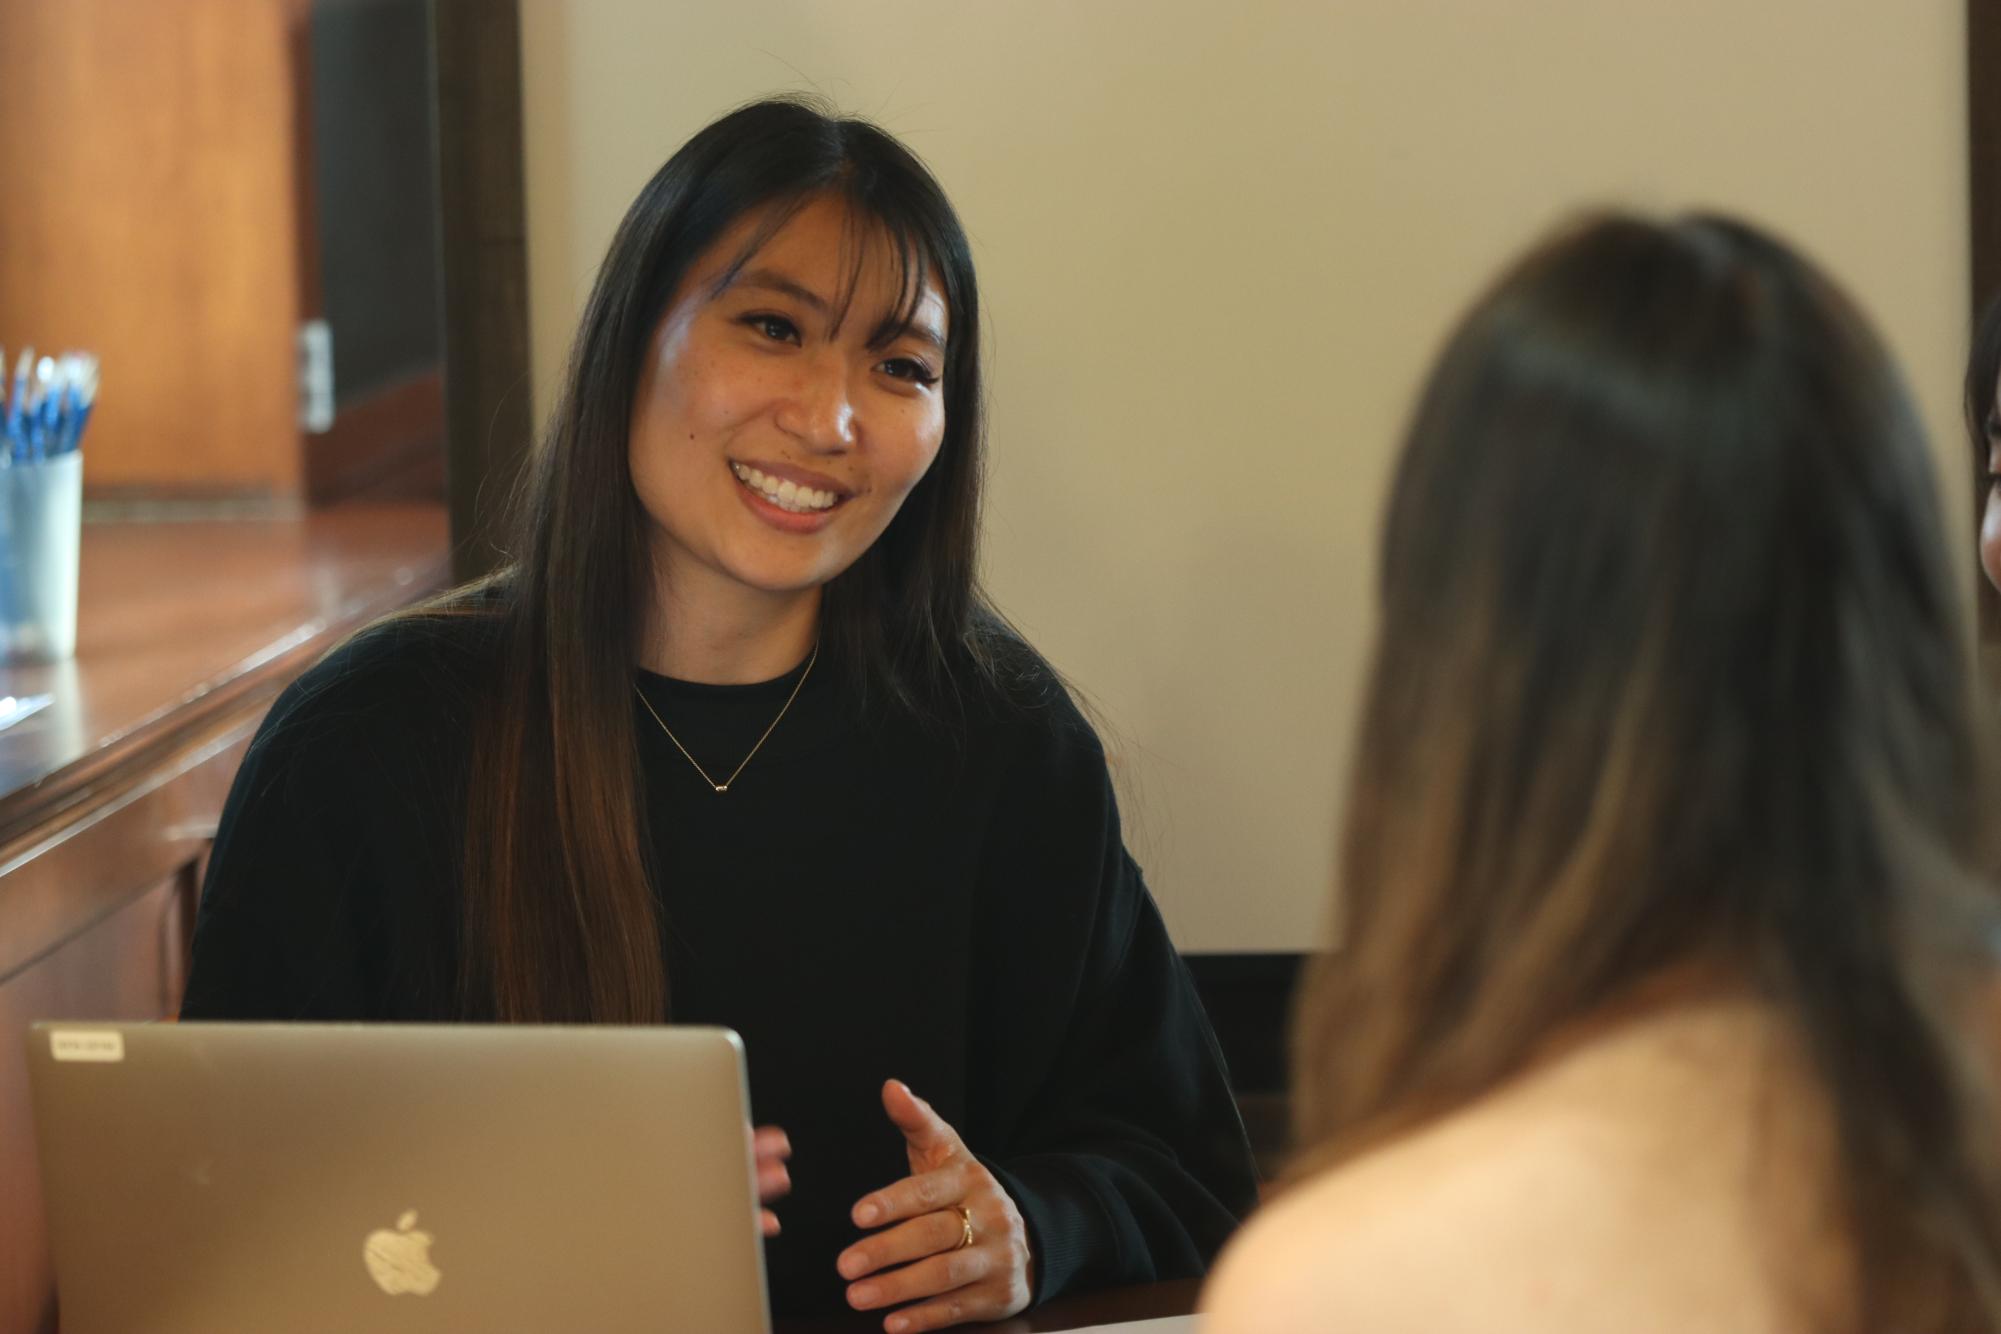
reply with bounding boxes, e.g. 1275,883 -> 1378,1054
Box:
176,98 -> 1258,1328
628,196 -> 952,647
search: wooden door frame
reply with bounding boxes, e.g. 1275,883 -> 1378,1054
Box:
1971,0 -> 2001,642
430,0 -> 532,582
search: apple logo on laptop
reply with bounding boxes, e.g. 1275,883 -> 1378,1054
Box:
364,1210 -> 442,1296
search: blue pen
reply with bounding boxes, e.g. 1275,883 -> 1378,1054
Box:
32,358 -> 58,462
64,356 -> 97,455
18,357 -> 48,463
49,355 -> 81,457
5,348 -> 32,463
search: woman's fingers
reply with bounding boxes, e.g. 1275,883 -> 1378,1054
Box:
837,1208 -> 965,1280
754,1124 -> 792,1204
879,1079 -> 963,1167
882,1286 -> 1016,1334
754,1124 -> 792,1230
844,1086 -> 1031,1329
757,1159 -> 791,1203
843,1240 -> 994,1311
851,1164 -> 964,1228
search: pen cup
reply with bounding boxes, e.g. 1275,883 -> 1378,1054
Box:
0,452 -> 83,663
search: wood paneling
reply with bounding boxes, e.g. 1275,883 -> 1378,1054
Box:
1,847 -> 204,1334
305,370 -> 446,505
0,0 -> 304,498
0,724 -> 252,988
0,502 -> 449,1334
1973,0 -> 2001,314
434,0 -> 534,579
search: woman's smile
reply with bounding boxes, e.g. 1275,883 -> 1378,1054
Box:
627,194 -> 949,600
728,459 -> 854,535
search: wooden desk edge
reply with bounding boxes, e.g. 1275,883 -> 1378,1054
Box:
772,1277 -> 1202,1332
0,550 -> 452,855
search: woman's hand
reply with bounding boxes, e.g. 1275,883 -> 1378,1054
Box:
837,1080 -> 1034,1332
756,1125 -> 792,1237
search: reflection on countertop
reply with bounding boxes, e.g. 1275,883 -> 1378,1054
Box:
0,502 -> 450,845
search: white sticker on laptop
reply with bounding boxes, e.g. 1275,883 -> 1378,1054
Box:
49,1030 -> 124,1062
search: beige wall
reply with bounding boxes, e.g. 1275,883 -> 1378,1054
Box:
519,0 -> 1970,952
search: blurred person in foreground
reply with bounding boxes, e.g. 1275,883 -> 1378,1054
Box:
1205,213 -> 2001,1334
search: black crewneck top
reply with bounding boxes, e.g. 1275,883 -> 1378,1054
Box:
180,613 -> 1258,1316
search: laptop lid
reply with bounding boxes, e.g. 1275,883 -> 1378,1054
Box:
27,1022 -> 771,1334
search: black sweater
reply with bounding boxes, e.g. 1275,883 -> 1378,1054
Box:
180,614 -> 1259,1316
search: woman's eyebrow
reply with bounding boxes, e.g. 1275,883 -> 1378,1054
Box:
874,316 -> 945,355
733,264 -> 946,352
731,268 -> 830,314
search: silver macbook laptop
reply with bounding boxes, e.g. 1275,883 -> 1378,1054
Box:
27,1022 -> 771,1334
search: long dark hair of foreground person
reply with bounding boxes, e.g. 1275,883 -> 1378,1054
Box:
1294,214 -> 2001,1329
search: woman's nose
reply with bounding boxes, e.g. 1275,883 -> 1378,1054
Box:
774,356 -> 858,453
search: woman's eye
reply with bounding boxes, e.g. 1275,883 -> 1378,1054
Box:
743,314 -> 800,343
879,357 -> 939,387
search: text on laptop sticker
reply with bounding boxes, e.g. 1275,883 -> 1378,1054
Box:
49,1030 -> 124,1062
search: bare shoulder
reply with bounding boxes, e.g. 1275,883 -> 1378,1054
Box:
1201,1002 -> 1830,1334
1202,1111 -> 1599,1334
1200,1170 -> 1395,1334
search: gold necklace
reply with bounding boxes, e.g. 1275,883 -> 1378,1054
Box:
633,643 -> 819,794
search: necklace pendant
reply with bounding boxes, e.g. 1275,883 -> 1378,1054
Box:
634,640 -> 816,802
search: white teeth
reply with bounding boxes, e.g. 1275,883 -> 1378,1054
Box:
730,462 -> 840,514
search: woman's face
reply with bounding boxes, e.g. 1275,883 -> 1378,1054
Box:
1983,366 -> 2001,596
628,195 -> 949,606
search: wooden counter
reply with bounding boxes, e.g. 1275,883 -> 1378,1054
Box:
0,503 -> 450,1334
774,1278 -> 1201,1331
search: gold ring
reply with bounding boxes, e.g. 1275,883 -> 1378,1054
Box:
951,1204 -> 974,1250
